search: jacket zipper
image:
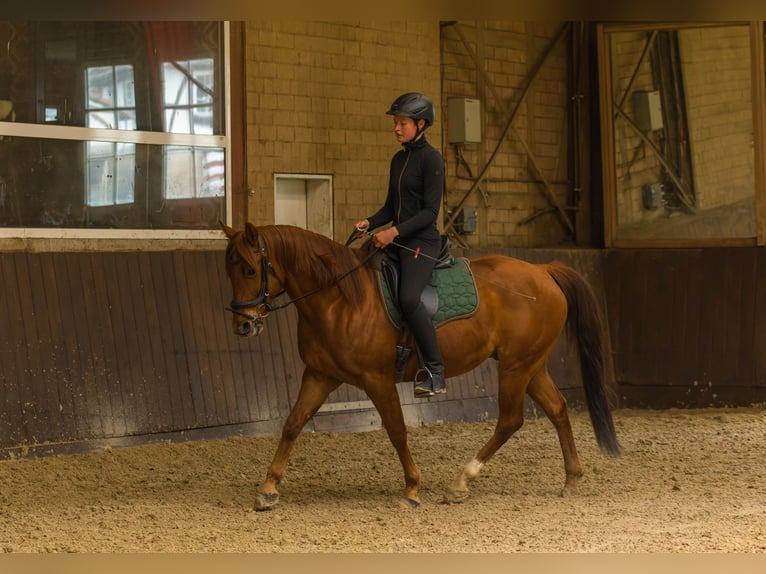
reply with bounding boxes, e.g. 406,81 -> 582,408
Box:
396,149 -> 411,223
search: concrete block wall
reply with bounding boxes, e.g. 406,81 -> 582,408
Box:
440,21 -> 571,248
244,21 -> 441,241
678,26 -> 755,211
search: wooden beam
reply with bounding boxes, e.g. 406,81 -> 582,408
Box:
442,22 -> 573,236
614,107 -> 696,213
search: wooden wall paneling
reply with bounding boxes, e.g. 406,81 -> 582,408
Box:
179,251 -> 226,426
202,250 -> 250,423
637,251 -> 675,386
171,251 -> 209,427
36,253 -> 73,437
72,253 -> 114,437
606,250 -> 635,384
658,251 -> 691,388
696,251 -> 728,391
210,251 -> 254,423
20,252 -> 62,442
677,252 -> 704,394
148,253 -> 197,429
137,253 -> 177,431
753,249 -> 766,385
89,253 -> 128,437
727,249 -> 757,386
151,252 -> 197,428
98,254 -> 140,435
241,336 -> 276,422
73,253 -> 115,438
52,253 -> 91,438
114,253 -> 156,433
714,249 -> 753,387
0,254 -> 26,446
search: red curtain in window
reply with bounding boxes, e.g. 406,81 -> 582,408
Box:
142,22 -> 196,118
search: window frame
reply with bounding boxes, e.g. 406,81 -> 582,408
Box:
0,21 -> 233,242
596,21 -> 766,248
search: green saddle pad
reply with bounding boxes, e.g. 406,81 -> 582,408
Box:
378,257 -> 479,328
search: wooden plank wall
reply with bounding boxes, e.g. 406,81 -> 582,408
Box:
10,245 -> 765,454
605,248 -> 766,408
0,248 -> 605,453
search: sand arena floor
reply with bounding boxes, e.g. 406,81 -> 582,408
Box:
0,407 -> 764,553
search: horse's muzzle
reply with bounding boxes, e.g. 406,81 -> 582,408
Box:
234,316 -> 264,337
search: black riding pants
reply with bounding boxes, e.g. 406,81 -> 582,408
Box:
395,235 -> 444,373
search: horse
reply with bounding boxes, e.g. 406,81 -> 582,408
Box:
221,223 -> 621,510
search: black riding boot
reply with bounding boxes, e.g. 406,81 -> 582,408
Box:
406,302 -> 446,398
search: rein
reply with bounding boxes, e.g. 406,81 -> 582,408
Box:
226,237 -> 377,321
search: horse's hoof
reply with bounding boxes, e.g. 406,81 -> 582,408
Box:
560,487 -> 577,498
254,491 -> 280,511
399,496 -> 421,509
442,485 -> 470,504
441,493 -> 469,504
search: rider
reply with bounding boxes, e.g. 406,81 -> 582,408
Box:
355,92 -> 446,398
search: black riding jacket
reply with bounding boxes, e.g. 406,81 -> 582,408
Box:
367,135 -> 444,242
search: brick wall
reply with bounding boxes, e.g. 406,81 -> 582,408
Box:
244,21 -> 441,240
440,21 -> 572,248
678,26 -> 755,210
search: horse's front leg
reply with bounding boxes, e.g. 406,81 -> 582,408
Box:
255,368 -> 340,511
363,376 -> 421,508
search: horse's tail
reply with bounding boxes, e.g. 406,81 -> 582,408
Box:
547,262 -> 622,456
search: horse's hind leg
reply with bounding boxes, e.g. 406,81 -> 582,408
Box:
443,364 -> 528,504
526,367 -> 583,496
255,368 -> 340,511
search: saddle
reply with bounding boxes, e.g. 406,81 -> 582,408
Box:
375,236 -> 479,382
379,235 -> 455,323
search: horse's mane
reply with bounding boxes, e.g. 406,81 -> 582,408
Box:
234,225 -> 367,307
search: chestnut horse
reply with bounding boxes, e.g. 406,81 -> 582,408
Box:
222,223 -> 620,510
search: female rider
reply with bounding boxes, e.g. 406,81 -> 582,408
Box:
355,92 -> 446,398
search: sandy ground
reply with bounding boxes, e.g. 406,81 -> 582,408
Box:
0,407 -> 764,553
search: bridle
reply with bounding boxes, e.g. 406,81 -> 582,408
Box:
225,241 -> 287,322
225,235 -> 377,325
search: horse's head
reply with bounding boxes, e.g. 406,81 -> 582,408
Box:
221,222 -> 286,337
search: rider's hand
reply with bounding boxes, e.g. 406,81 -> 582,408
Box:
373,226 -> 398,249
353,219 -> 370,240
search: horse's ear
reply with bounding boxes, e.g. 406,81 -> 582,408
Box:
244,222 -> 259,246
220,220 -> 237,239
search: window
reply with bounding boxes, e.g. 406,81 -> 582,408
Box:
160,58 -> 225,201
0,21 -> 231,235
597,22 -> 766,246
85,64 -> 137,207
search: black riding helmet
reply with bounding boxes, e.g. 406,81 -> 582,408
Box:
386,93 -> 435,140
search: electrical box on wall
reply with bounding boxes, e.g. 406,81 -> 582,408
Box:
447,98 -> 481,144
450,205 -> 478,234
632,90 -> 663,132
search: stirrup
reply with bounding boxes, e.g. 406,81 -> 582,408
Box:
413,369 -> 446,398
413,378 -> 434,398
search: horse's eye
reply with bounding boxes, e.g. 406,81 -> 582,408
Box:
244,267 -> 257,278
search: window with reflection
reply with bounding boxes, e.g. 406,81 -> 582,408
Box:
599,23 -> 763,244
0,21 -> 227,230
